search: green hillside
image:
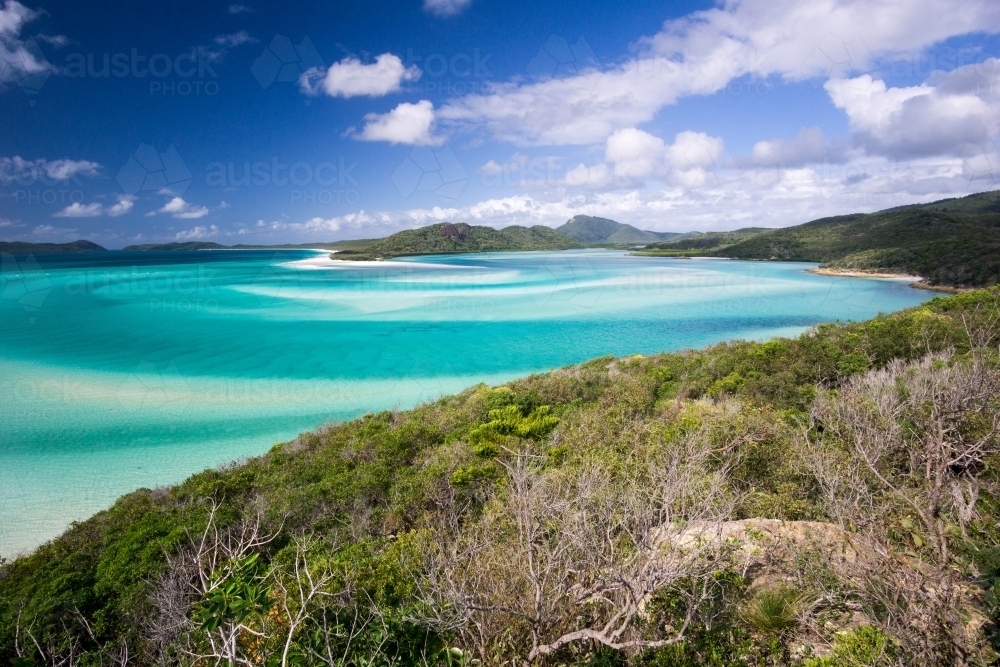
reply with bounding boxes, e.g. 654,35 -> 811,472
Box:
556,215 -> 684,244
639,191 -> 1000,287
333,222 -> 582,260
0,240 -> 107,254
4,289 -> 1000,666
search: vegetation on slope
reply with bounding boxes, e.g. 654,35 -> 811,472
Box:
0,240 -> 107,254
556,215 -> 685,245
4,290 -> 1000,665
331,222 -> 582,260
638,190 -> 1000,287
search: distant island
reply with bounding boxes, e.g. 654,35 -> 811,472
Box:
330,222 -> 583,260
636,190 -> 1000,288
0,240 -> 107,254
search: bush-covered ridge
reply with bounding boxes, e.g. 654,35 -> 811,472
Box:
555,215 -> 685,245
639,190 -> 1000,287
4,289 -> 1000,666
330,222 -> 583,261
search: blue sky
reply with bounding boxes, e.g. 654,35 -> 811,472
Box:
1,0 -> 999,247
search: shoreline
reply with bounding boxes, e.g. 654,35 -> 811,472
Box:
805,267 -> 969,294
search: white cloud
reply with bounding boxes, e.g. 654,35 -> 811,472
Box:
227,4 -> 251,14
423,0 -> 472,17
174,225 -> 219,240
0,156 -> 100,184
158,197 -> 210,219
605,128 -> 667,178
304,152 -> 996,237
214,31 -> 256,48
300,53 -> 420,98
750,127 -> 846,166
477,160 -> 504,175
264,217 -> 343,234
564,163 -> 613,189
53,195 -> 134,218
0,0 -> 54,86
357,100 -> 444,145
437,0 -> 1000,145
53,202 -> 102,218
826,60 -> 1000,159
107,195 -> 136,216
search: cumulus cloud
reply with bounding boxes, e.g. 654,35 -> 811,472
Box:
423,0 -> 472,17
826,60 -> 1000,159
53,202 -> 102,218
0,156 -> 100,184
157,197 -> 210,219
53,195 -> 135,218
605,128 -> 667,178
564,163 -> 613,189
357,100 -> 444,145
107,195 -> 136,216
597,128 -> 726,187
227,4 -> 251,14
749,127 -> 847,166
259,217 -> 343,234
214,31 -> 256,48
300,53 -> 420,98
437,0 -> 1000,145
174,225 -> 219,240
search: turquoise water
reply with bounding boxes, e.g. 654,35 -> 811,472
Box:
0,249 -> 931,556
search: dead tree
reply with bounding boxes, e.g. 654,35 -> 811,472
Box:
416,428 -> 738,664
803,349 -> 1000,665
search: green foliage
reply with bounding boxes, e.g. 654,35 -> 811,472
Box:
467,405 -> 560,445
741,587 -> 804,636
193,554 -> 270,632
801,626 -> 895,667
331,222 -> 582,260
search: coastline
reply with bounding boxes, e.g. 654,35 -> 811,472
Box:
805,267 -> 969,294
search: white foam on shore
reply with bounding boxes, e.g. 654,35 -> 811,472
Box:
281,255 -> 472,270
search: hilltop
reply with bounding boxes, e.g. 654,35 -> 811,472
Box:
638,190 -> 1000,287
331,222 -> 582,260
555,215 -> 686,245
0,240 -> 107,254
4,289 -> 1000,665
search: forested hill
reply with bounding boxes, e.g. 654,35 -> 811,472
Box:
640,190 -> 1000,286
5,288 -> 1000,665
332,222 -> 583,260
555,215 -> 685,244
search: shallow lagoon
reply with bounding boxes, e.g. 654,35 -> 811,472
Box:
0,249 -> 931,556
